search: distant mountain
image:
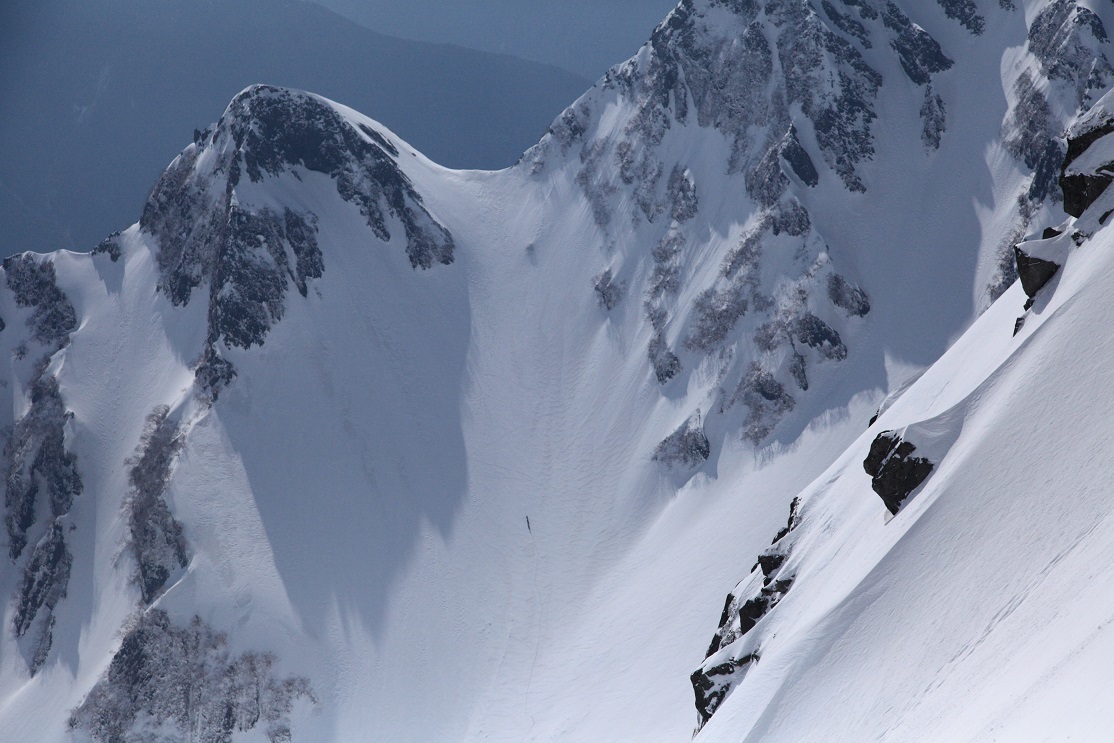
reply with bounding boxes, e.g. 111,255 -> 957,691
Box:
310,0 -> 680,80
0,0 -> 590,253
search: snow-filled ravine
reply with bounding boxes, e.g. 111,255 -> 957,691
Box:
3,1 -> 1114,741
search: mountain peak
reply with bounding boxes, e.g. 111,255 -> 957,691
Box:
135,84 -> 454,395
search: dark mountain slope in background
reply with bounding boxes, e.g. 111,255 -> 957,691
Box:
0,0 -> 589,254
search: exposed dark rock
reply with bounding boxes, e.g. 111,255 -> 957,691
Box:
770,200 -> 811,237
125,407 -> 189,604
93,231 -> 122,262
789,351 -> 808,391
5,372 -> 81,560
921,86 -> 947,150
691,653 -> 759,729
140,85 -> 453,395
827,273 -> 871,316
1061,168 -> 1113,218
1042,227 -> 1063,240
684,284 -> 748,352
882,1 -> 954,86
13,520 -> 72,673
936,0 -> 984,35
821,0 -> 871,49
4,255 -> 77,348
668,165 -> 699,222
1028,0 -> 1113,96
693,495 -> 802,730
649,332 -> 683,384
653,412 -> 710,469
69,610 -> 315,743
863,431 -> 935,514
780,127 -> 819,187
1003,73 -> 1065,203
194,349 -> 237,400
733,364 -> 795,443
770,496 -> 802,544
793,314 -> 847,360
3,364 -> 81,674
1013,246 -> 1060,299
593,269 -> 624,311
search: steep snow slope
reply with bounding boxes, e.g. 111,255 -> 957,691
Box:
0,1 -> 1111,741
698,94 -> 1114,741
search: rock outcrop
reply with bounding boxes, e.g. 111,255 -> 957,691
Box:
863,431 -> 934,514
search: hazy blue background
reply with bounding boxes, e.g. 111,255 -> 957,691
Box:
311,0 -> 679,79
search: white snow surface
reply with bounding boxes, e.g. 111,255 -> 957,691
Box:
3,1 -> 1114,741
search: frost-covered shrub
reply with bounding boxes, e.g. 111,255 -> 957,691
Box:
936,0 -> 984,35
5,372 -> 81,560
770,200 -> 810,237
881,1 -> 953,86
3,367 -> 81,673
920,86 -> 946,150
1028,0 -> 1113,99
653,412 -> 710,469
668,165 -> 699,222
827,274 -> 871,316
194,348 -> 237,400
14,521 -> 71,672
733,364 -> 795,443
69,610 -> 315,743
593,269 -> 624,311
576,139 -> 616,228
792,314 -> 847,360
1003,72 -> 1064,202
684,284 -> 749,352
125,406 -> 189,604
4,255 -> 77,348
649,332 -> 682,384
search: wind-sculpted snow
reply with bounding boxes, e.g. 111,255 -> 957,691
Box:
70,611 -> 314,743
141,85 -> 453,395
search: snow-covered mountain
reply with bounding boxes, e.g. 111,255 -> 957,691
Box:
2,1 -> 1114,741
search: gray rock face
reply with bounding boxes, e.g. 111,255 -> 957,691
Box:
1014,246 -> 1061,299
863,431 -> 934,514
69,610 -> 315,743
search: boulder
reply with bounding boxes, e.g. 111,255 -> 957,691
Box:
863,431 -> 934,514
